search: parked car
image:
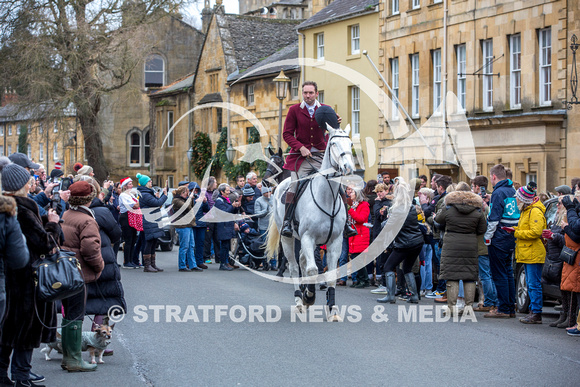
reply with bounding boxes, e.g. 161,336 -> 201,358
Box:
514,197 -> 560,312
153,187 -> 177,252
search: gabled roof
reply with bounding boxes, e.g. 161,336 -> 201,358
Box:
218,14 -> 300,75
275,0 -> 306,5
0,102 -> 75,123
227,41 -> 299,82
151,73 -> 195,97
297,0 -> 379,30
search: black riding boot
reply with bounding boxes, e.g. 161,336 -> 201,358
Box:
339,189 -> 357,238
281,192 -> 295,238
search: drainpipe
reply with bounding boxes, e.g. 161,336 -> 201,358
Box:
443,0 -> 448,116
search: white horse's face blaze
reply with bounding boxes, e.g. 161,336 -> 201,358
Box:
328,129 -> 355,175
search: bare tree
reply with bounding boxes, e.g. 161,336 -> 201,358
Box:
0,0 -> 194,180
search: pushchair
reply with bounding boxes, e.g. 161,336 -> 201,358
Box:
234,230 -> 271,271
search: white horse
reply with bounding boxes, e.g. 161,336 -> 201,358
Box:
265,124 -> 356,320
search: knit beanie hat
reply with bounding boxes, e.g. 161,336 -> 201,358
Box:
77,165 -> 93,176
68,181 -> 95,206
50,169 -> 64,179
242,184 -> 254,197
1,163 -> 32,192
73,162 -> 84,172
261,185 -> 271,194
136,173 -> 151,186
240,223 -> 250,233
516,183 -> 536,204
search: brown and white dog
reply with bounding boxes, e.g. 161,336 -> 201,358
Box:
41,323 -> 115,364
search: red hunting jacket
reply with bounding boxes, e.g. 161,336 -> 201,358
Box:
282,101 -> 329,171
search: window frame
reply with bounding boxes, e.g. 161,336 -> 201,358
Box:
539,28 -> 551,106
411,53 -> 420,118
392,0 -> 399,15
53,142 -> 58,161
351,86 -> 360,137
144,54 -> 165,88
433,49 -> 442,113
510,34 -> 522,109
247,84 -> 255,106
129,130 -> 142,167
167,111 -> 174,148
39,142 -> 44,161
316,33 -> 325,60
482,39 -> 494,111
412,0 -> 421,9
391,57 -> 399,120
350,24 -> 360,55
291,77 -> 299,100
27,143 -> 31,159
457,44 -> 467,111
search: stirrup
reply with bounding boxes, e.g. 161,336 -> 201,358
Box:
344,224 -> 357,238
281,221 -> 293,237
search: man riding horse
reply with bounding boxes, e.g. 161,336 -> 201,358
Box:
281,80 -> 357,238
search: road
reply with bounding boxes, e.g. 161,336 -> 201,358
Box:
31,250 -> 580,386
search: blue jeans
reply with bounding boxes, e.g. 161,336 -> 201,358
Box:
432,241 -> 446,292
193,227 -> 206,266
525,263 -> 543,313
176,228 -> 196,269
478,255 -> 498,307
420,244 -> 433,291
488,245 -> 516,314
338,237 -> 349,282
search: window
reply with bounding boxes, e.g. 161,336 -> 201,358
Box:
0,125 -> 4,136
482,39 -> 493,111
8,125 -> 12,136
413,0 -> 420,9
144,54 -> 165,88
526,173 -> 537,185
391,58 -> 399,119
39,123 -> 44,135
39,143 -> 44,161
144,130 -> 150,165
411,54 -> 420,117
53,142 -> 58,160
351,25 -> 360,55
53,121 -> 58,133
510,34 -> 521,109
167,175 -> 174,189
392,0 -> 399,15
539,28 -> 551,106
291,77 -> 299,99
433,49 -> 441,112
27,144 -> 31,159
167,111 -> 174,148
130,132 -> 141,165
317,33 -> 325,60
247,84 -> 255,105
318,91 -> 325,104
209,73 -> 219,92
16,125 -> 20,135
351,86 -> 360,137
0,146 -> 3,156
457,44 -> 466,111
7,145 -> 11,155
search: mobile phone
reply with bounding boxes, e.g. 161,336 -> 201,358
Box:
480,187 -> 486,197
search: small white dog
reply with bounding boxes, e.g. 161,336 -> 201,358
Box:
41,323 -> 114,364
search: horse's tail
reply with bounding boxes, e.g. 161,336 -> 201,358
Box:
264,211 -> 280,260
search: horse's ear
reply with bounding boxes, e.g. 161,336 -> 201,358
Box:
277,147 -> 283,157
344,124 -> 351,136
268,146 -> 275,157
326,122 -> 335,136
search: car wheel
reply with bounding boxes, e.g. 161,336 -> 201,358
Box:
160,241 -> 173,252
516,264 -> 530,313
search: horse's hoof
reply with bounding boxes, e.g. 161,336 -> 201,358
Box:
294,304 -> 306,314
328,314 -> 343,322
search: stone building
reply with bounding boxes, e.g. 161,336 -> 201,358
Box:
0,100 -> 84,174
239,0 -> 332,19
191,4 -> 299,182
297,0 -> 381,181
379,0 -> 579,191
100,15 -> 204,182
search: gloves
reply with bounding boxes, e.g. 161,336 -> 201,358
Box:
562,195 -> 575,210
541,229 -> 553,240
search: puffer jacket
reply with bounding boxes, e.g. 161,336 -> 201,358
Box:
392,206 -> 424,250
435,191 -> 487,281
542,225 -> 565,286
62,206 -> 105,283
514,198 -> 546,264
137,186 -> 167,241
214,195 -> 236,241
560,233 -> 580,293
0,196 -> 29,322
348,201 -> 370,254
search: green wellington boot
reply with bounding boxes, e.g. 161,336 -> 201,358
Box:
61,319 -> 97,372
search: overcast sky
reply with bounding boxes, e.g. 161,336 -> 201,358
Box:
184,0 -> 240,29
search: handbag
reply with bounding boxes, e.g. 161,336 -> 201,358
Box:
33,239 -> 85,303
559,245 -> 580,266
128,199 -> 144,231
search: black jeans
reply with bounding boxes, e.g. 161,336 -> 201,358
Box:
203,223 -> 220,260
62,285 -> 86,321
219,239 -> 230,265
383,245 -> 424,274
143,239 -> 158,256
119,213 -> 137,265
0,346 -> 33,381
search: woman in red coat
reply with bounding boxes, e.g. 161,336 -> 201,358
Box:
348,188 -> 370,288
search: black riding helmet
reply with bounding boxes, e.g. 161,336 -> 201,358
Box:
315,105 -> 339,132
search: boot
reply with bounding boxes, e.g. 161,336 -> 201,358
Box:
520,312 -> 542,324
150,254 -> 163,272
143,255 -> 158,273
463,281 -> 476,315
404,272 -> 419,304
354,267 -> 369,288
281,192 -> 295,238
276,256 -> 287,277
446,281 -> 460,315
555,291 -> 571,328
339,190 -> 357,238
377,272 -> 396,303
61,319 -> 97,372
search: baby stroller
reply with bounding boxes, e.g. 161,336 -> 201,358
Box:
235,229 -> 270,271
